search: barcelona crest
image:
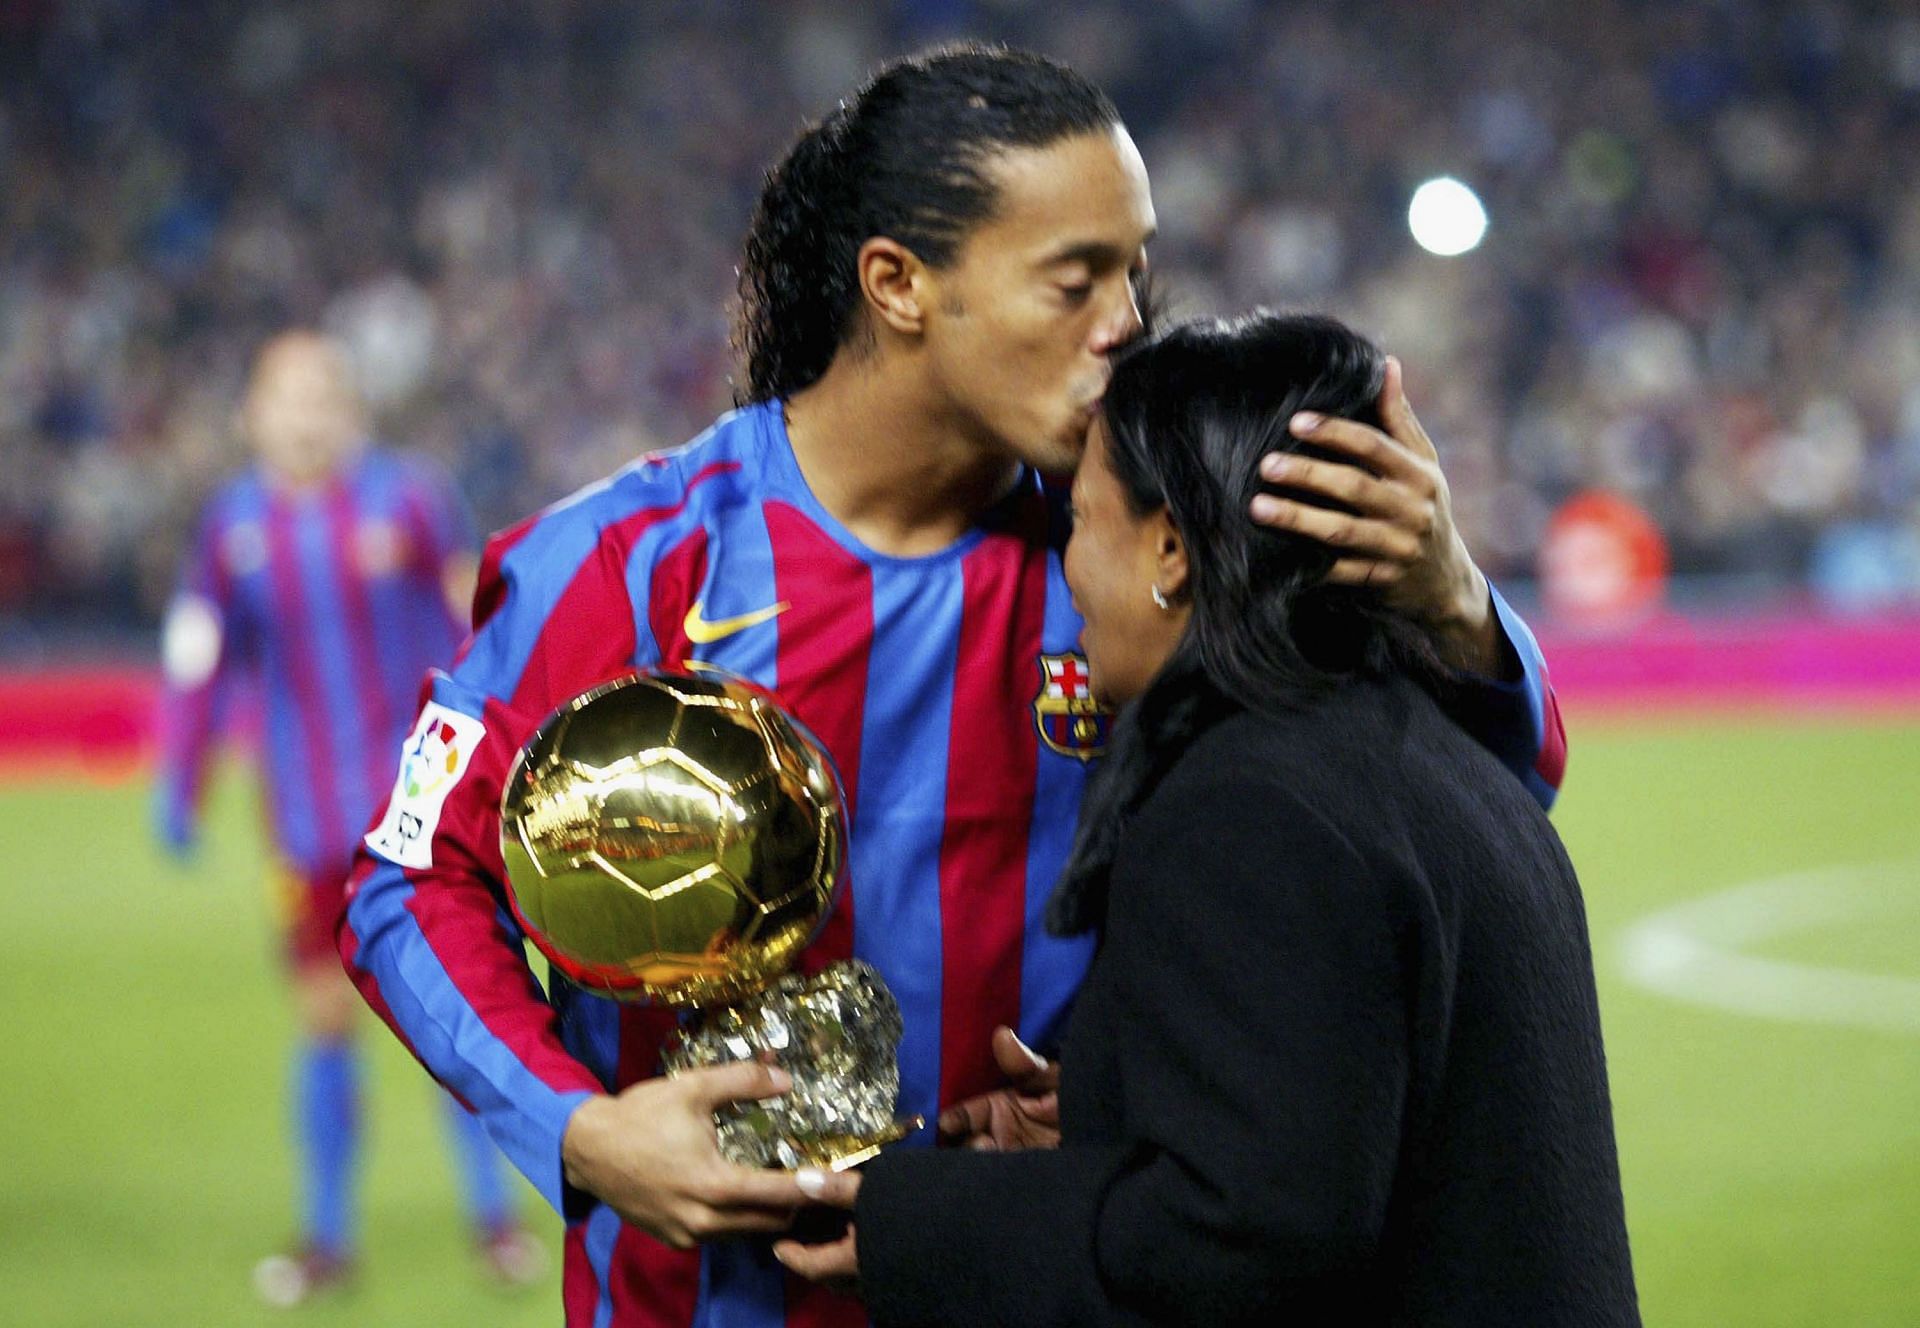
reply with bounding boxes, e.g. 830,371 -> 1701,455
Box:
1033,653 -> 1112,761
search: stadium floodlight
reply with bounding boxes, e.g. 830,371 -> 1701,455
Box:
1408,176 -> 1489,256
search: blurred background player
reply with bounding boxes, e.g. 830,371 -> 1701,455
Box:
152,331 -> 544,1306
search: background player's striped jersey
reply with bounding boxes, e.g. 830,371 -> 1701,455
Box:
341,401 -> 1565,1328
155,451 -> 475,877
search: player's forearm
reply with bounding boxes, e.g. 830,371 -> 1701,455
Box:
152,676 -> 227,849
1428,564 -> 1509,679
1445,580 -> 1565,810
339,852 -> 602,1212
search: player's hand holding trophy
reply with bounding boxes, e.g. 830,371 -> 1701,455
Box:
500,669 -> 918,1170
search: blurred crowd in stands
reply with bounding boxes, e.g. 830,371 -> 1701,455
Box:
4,0 -> 1920,643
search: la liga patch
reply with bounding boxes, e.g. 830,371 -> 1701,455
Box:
366,702 -> 486,869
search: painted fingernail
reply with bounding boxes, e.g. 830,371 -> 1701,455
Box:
1292,411 -> 1322,433
1250,495 -> 1282,521
1009,1033 -> 1046,1068
795,1168 -> 829,1199
1261,455 -> 1293,480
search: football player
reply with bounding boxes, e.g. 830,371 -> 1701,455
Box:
157,331 -> 542,1304
342,45 -> 1565,1327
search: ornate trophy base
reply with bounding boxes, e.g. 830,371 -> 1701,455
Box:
661,959 -> 922,1170
745,1117 -> 922,1173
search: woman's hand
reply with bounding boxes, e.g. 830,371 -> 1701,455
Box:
773,1168 -> 863,1292
1249,356 -> 1508,678
937,1026 -> 1061,1152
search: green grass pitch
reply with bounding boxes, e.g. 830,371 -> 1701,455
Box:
1,713 -> 1915,1325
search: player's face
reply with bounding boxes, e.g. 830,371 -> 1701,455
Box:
921,126 -> 1156,476
244,336 -> 364,484
1064,416 -> 1182,707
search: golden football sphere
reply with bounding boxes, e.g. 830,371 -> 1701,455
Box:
499,669 -> 846,1006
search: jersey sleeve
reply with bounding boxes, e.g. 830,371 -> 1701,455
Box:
1447,582 -> 1567,811
152,502 -> 243,854
338,516 -> 650,1213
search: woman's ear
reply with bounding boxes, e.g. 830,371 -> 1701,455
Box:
1152,509 -> 1190,602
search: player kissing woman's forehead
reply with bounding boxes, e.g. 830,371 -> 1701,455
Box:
740,41 -> 1507,668
342,40 -> 1566,1328
735,43 -> 1151,484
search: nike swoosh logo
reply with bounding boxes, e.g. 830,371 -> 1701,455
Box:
683,599 -> 790,644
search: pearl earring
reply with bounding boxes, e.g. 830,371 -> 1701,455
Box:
1150,584 -> 1170,610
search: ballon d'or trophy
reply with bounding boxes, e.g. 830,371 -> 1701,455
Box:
499,669 -> 919,1171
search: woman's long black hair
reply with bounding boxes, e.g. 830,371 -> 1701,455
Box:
734,43 -> 1119,404
1049,310 -> 1445,934
1101,310 -> 1446,711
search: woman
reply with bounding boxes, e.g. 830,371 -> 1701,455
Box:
777,312 -> 1639,1326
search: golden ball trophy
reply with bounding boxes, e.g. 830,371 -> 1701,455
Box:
499,668 -> 918,1171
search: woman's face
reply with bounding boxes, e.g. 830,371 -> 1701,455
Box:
1064,416 -> 1188,707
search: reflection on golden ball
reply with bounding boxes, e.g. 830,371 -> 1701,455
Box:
499,669 -> 845,1005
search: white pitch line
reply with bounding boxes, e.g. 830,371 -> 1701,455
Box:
1617,860 -> 1920,1035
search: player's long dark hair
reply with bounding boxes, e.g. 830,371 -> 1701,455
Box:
734,43 -> 1120,403
1049,311 -> 1446,934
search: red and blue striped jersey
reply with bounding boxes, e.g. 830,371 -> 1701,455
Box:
155,451 -> 475,877
340,401 -> 1565,1328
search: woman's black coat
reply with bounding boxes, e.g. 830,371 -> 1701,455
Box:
855,673 -> 1639,1327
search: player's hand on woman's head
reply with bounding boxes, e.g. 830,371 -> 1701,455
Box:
1248,355 -> 1503,675
560,1061 -> 813,1248
937,1025 -> 1062,1153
